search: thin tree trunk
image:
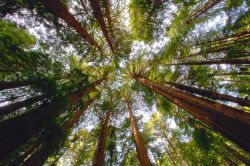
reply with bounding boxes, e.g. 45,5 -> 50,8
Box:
188,0 -> 222,22
0,94 -> 49,116
89,0 -> 115,53
135,76 -> 250,152
169,58 -> 250,65
166,82 -> 250,107
0,80 -> 33,91
208,72 -> 250,77
222,143 -> 250,165
102,0 -> 113,31
126,100 -> 152,166
41,0 -> 101,50
161,142 -> 175,166
93,110 -> 111,166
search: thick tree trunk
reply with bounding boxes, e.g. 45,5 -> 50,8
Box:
222,143 -> 250,165
23,99 -> 95,166
126,100 -> 152,166
93,110 -> 111,166
89,0 -> 114,53
0,78 -> 104,162
135,76 -> 250,152
166,82 -> 250,107
41,0 -> 100,50
0,80 -> 33,91
170,58 -> 250,65
0,94 -> 49,116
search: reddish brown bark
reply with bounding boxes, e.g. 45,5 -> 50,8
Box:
166,82 -> 250,107
0,80 -> 33,91
135,76 -> 250,152
0,94 -> 49,116
41,0 -> 100,50
126,100 -> 152,166
93,110 -> 111,166
89,0 -> 115,53
170,58 -> 250,65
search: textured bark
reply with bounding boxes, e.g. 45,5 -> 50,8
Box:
89,0 -> 114,53
188,0 -> 222,22
126,100 -> 152,166
41,0 -> 100,50
93,110 -> 111,166
166,82 -> 250,107
23,99 -> 95,166
0,80 -> 33,91
170,58 -> 250,65
0,94 -> 49,116
135,77 -> 250,152
222,143 -> 250,165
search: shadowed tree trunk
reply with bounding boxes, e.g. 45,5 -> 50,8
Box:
169,58 -> 250,65
0,80 -> 34,91
222,143 -> 250,165
126,99 -> 152,166
166,82 -> 250,107
134,76 -> 250,152
41,0 -> 100,50
102,0 -> 113,31
89,0 -> 115,53
0,93 -> 50,116
0,78 -> 105,161
22,98 -> 95,166
93,110 -> 111,166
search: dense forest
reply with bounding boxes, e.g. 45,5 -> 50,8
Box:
0,0 -> 250,165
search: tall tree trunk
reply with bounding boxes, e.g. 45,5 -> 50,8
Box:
0,78 -> 104,161
102,0 -> 113,31
126,100 -> 152,166
134,76 -> 250,152
0,80 -> 33,91
188,0 -> 222,22
193,29 -> 250,47
0,94 -> 49,116
89,0 -> 115,53
208,71 -> 250,77
170,58 -> 250,65
166,82 -> 250,107
93,110 -> 111,166
161,142 -> 175,166
41,0 -> 100,50
23,98 -> 95,166
222,143 -> 250,165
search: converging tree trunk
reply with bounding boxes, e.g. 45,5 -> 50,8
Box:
22,98 -> 95,166
126,99 -> 152,166
0,80 -> 34,91
93,110 -> 111,166
89,0 -> 115,53
169,58 -> 250,66
166,82 -> 250,107
41,0 -> 100,50
134,76 -> 250,152
0,93 -> 50,116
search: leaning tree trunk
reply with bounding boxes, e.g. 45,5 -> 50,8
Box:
170,58 -> 250,66
126,100 -> 152,166
22,98 -> 95,166
0,93 -> 50,116
0,78 -> 105,161
0,80 -> 34,91
41,0 -> 100,50
188,0 -> 222,22
93,110 -> 111,166
89,0 -> 115,53
166,82 -> 250,107
134,76 -> 250,152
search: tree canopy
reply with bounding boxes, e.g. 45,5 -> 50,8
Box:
0,0 -> 250,165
